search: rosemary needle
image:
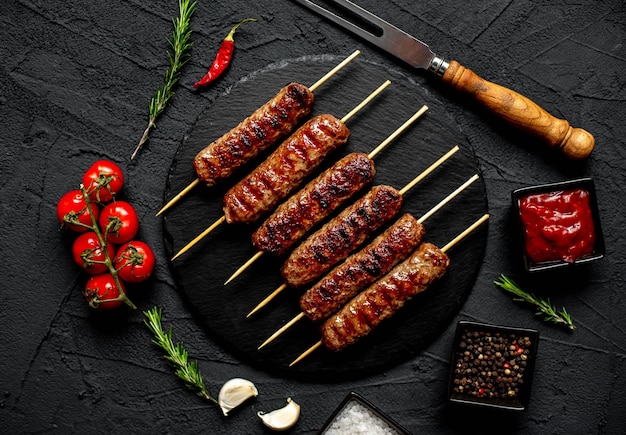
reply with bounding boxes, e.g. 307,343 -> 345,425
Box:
144,307 -> 218,404
494,274 -> 576,331
131,0 -> 197,160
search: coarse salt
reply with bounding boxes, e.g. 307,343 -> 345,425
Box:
323,399 -> 400,435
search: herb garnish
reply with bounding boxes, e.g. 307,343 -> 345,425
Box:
131,0 -> 197,160
494,274 -> 576,331
144,307 -> 218,403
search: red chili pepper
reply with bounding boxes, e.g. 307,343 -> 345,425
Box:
193,18 -> 256,89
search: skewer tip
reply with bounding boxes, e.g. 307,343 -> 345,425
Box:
225,251 -> 264,285
417,173 -> 480,225
367,104 -> 430,160
398,145 -> 460,196
171,215 -> 226,261
340,79 -> 392,124
441,213 -> 490,253
246,283 -> 288,317
289,341 -> 323,367
156,179 -> 200,216
258,312 -> 305,350
308,49 -> 362,92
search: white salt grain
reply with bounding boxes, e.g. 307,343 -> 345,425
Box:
323,399 -> 400,435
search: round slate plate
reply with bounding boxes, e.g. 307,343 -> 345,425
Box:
163,55 -> 488,382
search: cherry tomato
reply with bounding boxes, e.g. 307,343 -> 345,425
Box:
83,274 -> 124,309
72,232 -> 114,275
57,189 -> 99,232
82,160 -> 124,203
114,241 -> 155,283
99,201 -> 139,244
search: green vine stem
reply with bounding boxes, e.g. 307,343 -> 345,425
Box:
131,0 -> 197,160
78,184 -> 136,309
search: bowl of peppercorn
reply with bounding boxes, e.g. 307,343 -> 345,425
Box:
511,177 -> 605,273
448,321 -> 539,411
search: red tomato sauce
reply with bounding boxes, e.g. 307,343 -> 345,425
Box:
519,188 -> 596,264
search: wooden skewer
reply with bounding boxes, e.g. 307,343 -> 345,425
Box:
259,312 -> 306,349
441,212 -> 490,252
170,80 -> 391,261
399,146 -> 460,196
367,105 -> 429,159
289,212 -> 490,367
171,216 -> 226,261
339,80 -> 390,124
247,282 -> 288,318
225,105 -> 429,286
247,145 -> 461,317
225,251 -> 265,285
416,173 -> 479,224
156,179 -> 201,216
289,341 -> 324,367
257,172 -> 479,348
309,49 -> 361,92
155,50 -> 362,217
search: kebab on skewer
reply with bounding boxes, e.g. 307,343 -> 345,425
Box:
156,50 -> 361,216
258,172 -> 480,348
245,146 -> 461,316
224,105 -> 430,285
257,214 -> 423,348
170,80 -> 391,260
289,213 -> 490,366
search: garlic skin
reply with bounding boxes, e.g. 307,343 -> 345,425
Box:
217,378 -> 258,416
257,397 -> 301,431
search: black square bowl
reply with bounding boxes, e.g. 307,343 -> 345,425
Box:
319,392 -> 410,434
447,321 -> 539,411
511,177 -> 605,272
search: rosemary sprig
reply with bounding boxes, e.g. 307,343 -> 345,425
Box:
494,274 -> 575,331
131,0 -> 197,160
144,307 -> 218,404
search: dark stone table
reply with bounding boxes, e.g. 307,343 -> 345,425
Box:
1,0 -> 624,433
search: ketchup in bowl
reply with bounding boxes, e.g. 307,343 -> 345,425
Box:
519,189 -> 595,263
512,178 -> 604,272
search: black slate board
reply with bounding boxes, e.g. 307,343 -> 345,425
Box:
162,55 -> 488,382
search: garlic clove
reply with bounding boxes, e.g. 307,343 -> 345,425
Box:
217,378 -> 258,416
257,397 -> 301,431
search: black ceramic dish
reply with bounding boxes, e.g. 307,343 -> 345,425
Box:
163,56 -> 489,381
511,177 -> 605,272
318,392 -> 410,434
448,321 -> 539,412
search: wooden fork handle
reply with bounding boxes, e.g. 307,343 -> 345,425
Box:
441,60 -> 594,159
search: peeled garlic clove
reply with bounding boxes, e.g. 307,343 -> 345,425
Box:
217,378 -> 258,416
257,397 -> 301,431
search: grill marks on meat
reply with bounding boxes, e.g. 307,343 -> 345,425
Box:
281,185 -> 403,288
193,83 -> 314,187
252,153 -> 376,256
222,114 -> 350,224
321,242 -> 450,352
300,214 -> 425,322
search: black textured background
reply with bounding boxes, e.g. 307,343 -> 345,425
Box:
1,0 -> 625,433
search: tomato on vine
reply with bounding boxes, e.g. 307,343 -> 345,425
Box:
83,274 -> 125,310
56,159 -> 153,310
57,189 -> 99,232
82,160 -> 124,203
72,232 -> 115,275
114,241 -> 155,283
99,201 -> 139,244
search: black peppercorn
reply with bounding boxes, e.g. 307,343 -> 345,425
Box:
451,327 -> 534,402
